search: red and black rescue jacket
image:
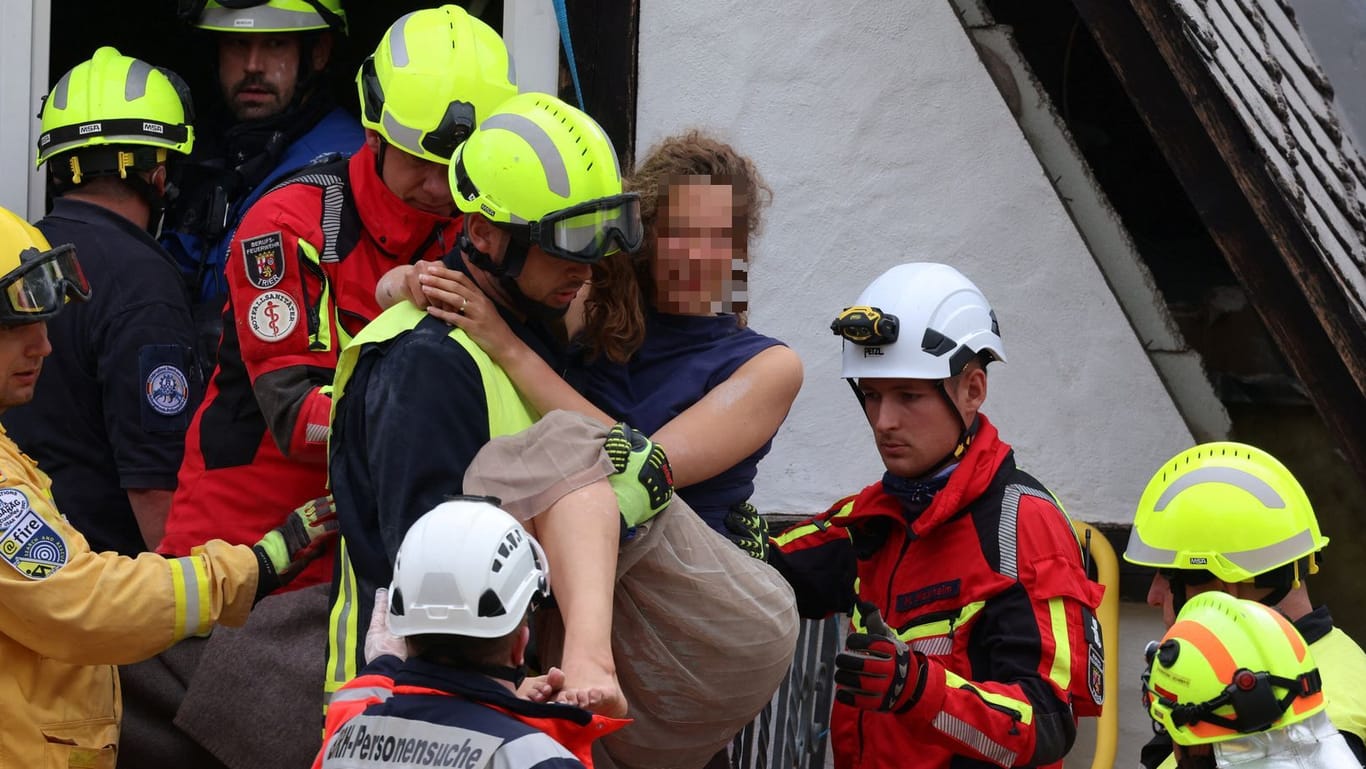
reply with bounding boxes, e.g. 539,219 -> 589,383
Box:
161,145 -> 460,588
772,415 -> 1105,769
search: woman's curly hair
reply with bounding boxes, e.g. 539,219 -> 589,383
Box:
580,130 -> 773,363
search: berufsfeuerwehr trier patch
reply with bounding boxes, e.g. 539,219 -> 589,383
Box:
243,231 -> 285,290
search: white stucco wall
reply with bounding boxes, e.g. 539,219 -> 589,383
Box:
637,0 -> 1194,524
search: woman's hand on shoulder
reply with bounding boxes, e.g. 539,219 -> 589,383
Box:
422,269 -> 523,363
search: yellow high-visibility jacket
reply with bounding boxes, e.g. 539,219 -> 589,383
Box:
0,425 -> 260,769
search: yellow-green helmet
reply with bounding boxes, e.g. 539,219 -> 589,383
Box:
1124,442 -> 1328,584
188,0 -> 345,33
358,5 -> 517,164
0,207 -> 91,324
450,93 -> 643,264
1143,592 -> 1324,745
37,47 -> 195,172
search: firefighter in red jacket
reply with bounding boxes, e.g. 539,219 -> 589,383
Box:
746,263 -> 1105,769
160,5 -> 518,588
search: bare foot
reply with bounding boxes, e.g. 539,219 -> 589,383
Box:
556,660 -> 628,717
518,667 -> 566,703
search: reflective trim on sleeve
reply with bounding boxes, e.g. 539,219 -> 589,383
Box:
1000,483 -> 1064,580
942,669 -> 1034,725
1047,597 -> 1072,691
329,685 -> 393,705
170,554 -> 212,639
326,538 -> 360,701
497,730 -> 577,766
931,711 -> 1017,767
772,522 -> 824,548
831,500 -> 857,519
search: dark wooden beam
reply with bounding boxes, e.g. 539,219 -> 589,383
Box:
562,0 -> 639,170
1069,0 -> 1366,483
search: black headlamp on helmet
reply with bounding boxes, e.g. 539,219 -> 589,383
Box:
0,245 -> 92,325
831,305 -> 900,346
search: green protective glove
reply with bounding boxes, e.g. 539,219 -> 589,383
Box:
724,501 -> 770,561
604,423 -> 674,528
251,494 -> 339,602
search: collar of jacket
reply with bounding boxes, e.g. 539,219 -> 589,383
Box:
840,413 -> 1012,539
392,658 -> 630,761
348,144 -> 461,261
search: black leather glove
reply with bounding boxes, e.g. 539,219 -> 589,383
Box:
724,501 -> 770,561
834,602 -> 924,713
251,494 -> 339,602
604,423 -> 674,527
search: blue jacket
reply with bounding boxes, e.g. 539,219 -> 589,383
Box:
164,106 -> 363,303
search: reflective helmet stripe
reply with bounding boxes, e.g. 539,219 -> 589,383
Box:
480,113 -> 572,198
1154,466 -> 1286,510
197,4 -> 330,31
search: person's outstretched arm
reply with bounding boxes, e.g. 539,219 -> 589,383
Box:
413,264 -> 803,489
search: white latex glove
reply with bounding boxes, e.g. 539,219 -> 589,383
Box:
364,587 -> 408,664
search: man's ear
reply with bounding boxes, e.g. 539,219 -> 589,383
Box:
511,623 -> 531,667
146,165 -> 168,197
465,214 -> 505,258
955,365 -> 989,423
364,128 -> 383,155
311,31 -> 334,71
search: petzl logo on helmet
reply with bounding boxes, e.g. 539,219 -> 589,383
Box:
142,122 -> 164,135
78,123 -> 103,136
863,347 -> 884,357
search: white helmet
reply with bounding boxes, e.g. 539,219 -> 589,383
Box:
834,262 -> 1005,380
388,498 -> 550,639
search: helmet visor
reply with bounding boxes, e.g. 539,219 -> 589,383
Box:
1,244 -> 91,322
537,194 -> 643,264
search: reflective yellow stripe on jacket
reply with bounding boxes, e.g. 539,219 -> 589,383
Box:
325,301 -> 536,701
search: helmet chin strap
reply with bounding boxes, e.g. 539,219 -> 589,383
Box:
459,232 -> 569,323
930,378 -> 972,474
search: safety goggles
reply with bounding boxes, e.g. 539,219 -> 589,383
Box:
831,305 -> 900,346
505,194 -> 645,264
0,244 -> 91,324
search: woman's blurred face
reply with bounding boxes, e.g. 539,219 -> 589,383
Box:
652,179 -> 746,315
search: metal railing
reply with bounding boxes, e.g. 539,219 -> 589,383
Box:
729,615 -> 845,769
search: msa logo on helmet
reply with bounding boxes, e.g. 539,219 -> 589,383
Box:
1188,556 -> 1209,565
78,123 -> 103,136
142,122 -> 164,135
480,203 -> 496,217
234,18 -> 254,27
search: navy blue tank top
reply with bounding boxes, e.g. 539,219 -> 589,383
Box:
567,311 -> 785,533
